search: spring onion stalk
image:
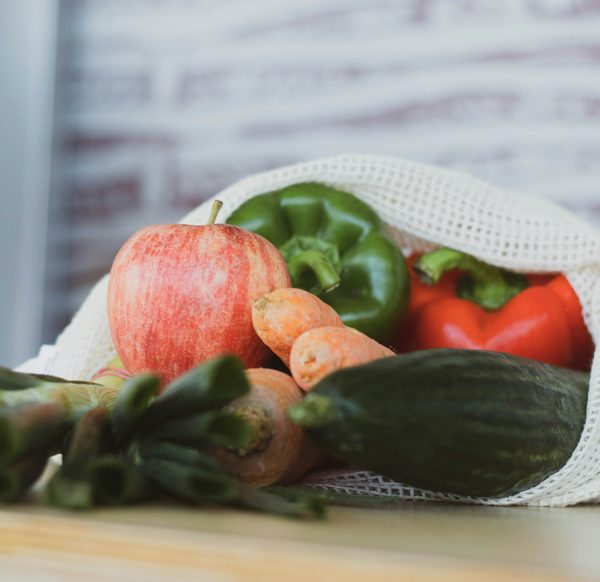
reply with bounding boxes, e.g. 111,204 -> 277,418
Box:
90,456 -> 151,505
44,472 -> 94,509
137,442 -> 325,517
141,457 -> 239,504
147,411 -> 252,449
237,485 -> 326,519
0,359 -> 327,518
138,441 -> 222,472
0,367 -> 47,390
44,407 -> 111,509
0,403 -> 64,460
62,407 -> 109,469
0,379 -> 119,421
111,374 -> 160,443
139,355 -> 250,429
0,453 -> 49,503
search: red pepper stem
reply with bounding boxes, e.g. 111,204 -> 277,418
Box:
287,250 -> 341,294
414,248 -> 528,311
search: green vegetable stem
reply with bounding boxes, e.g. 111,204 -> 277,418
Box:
0,356 -> 325,518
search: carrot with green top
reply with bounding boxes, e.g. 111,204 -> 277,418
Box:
252,288 -> 344,366
290,327 -> 394,391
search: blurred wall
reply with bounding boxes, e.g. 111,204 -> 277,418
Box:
8,0 -> 600,360
0,1 -> 57,367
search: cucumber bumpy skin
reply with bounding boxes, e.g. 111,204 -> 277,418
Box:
289,349 -> 589,498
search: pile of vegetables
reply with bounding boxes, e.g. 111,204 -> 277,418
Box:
0,182 -> 594,514
0,358 -> 323,517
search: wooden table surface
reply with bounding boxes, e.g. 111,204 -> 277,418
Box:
2,500 -> 600,581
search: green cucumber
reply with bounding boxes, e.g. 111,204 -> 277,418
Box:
289,349 -> 589,498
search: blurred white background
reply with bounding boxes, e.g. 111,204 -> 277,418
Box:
2,0 -> 600,367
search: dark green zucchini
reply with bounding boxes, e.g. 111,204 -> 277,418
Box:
289,349 -> 589,498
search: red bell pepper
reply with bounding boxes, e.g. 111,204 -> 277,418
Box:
393,248 -> 593,371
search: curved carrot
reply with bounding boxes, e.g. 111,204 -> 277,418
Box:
252,288 -> 344,366
290,326 -> 394,391
211,368 -> 319,487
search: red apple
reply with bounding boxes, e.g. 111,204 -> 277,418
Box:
107,222 -> 291,383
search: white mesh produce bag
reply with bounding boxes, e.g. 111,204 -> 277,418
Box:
20,154 -> 600,507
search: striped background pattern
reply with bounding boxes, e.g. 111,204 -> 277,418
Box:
45,0 -> 600,340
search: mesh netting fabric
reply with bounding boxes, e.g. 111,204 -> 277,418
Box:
21,154 -> 600,506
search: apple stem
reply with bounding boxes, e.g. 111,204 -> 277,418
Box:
207,200 -> 223,225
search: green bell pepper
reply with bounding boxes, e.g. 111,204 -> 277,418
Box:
226,182 -> 410,343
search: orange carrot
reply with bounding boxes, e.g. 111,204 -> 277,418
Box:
252,288 -> 344,366
290,326 -> 394,391
211,368 -> 320,487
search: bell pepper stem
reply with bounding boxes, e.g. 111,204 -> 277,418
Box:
414,248 -> 528,310
287,250 -> 341,294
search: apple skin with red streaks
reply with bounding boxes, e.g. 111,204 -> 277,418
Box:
108,223 -> 291,384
